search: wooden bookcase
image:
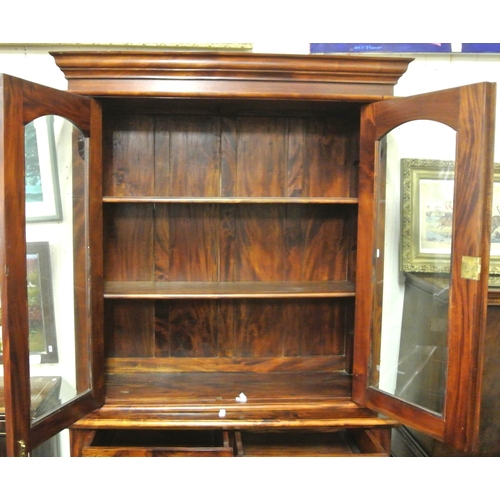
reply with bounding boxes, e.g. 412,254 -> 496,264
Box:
0,52 -> 497,456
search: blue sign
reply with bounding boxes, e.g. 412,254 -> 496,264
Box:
310,43 -> 452,53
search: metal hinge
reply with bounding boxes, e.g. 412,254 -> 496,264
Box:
18,439 -> 27,457
461,256 -> 481,281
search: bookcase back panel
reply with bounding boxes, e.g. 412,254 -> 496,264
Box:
103,204 -> 356,282
104,298 -> 353,362
101,107 -> 358,375
103,114 -> 359,198
104,204 -> 155,281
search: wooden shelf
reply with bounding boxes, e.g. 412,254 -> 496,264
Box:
72,371 -> 399,430
104,280 -> 356,299
103,196 -> 359,204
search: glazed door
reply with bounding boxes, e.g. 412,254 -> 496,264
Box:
353,83 -> 496,453
0,74 -> 104,456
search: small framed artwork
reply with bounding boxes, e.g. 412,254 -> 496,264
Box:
25,115 -> 63,222
401,158 -> 500,284
26,242 -> 59,362
0,242 -> 59,363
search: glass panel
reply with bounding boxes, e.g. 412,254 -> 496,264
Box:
24,115 -> 89,425
370,120 -> 456,416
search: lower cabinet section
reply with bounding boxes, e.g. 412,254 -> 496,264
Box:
80,429 -> 234,457
234,429 -> 390,457
73,428 -> 391,457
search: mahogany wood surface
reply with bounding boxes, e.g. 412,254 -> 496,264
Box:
0,75 -> 104,455
100,102 -> 359,385
354,83 -> 496,452
51,51 -> 413,100
104,280 -> 356,298
3,50 -> 497,456
104,298 -> 352,360
50,52 -> 412,455
235,429 -> 389,457
45,51 -> 493,456
411,303 -> 500,456
103,113 -> 359,198
69,371 -> 399,442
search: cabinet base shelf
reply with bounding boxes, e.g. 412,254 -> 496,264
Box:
73,428 -> 392,457
71,371 -> 398,430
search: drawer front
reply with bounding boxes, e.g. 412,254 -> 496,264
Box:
234,429 -> 390,457
82,445 -> 234,457
73,427 -> 391,457
81,429 -> 234,457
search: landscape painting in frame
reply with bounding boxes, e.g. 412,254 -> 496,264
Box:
402,158 -> 500,284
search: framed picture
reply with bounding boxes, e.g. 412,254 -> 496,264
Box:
25,115 -> 63,222
401,158 -> 500,283
26,242 -> 59,362
0,242 -> 59,363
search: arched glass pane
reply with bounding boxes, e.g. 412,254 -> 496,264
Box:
25,115 -> 90,425
370,120 -> 456,416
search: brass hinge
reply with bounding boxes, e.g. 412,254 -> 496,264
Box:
461,256 -> 481,281
18,439 -> 27,457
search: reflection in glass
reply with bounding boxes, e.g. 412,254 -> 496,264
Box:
370,120 -> 456,416
25,116 -> 89,424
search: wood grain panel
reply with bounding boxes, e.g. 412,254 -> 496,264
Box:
104,371 -> 354,402
153,204 -> 353,283
103,114 -> 358,201
103,116 -> 154,196
156,116 -> 221,197
219,205 -> 236,282
304,119 -> 358,197
107,355 -> 346,373
299,299 -> 346,356
285,205 -> 352,281
301,206 -> 350,281
152,116 -> 170,195
232,300 -> 285,357
104,298 -> 349,361
104,300 -> 154,357
155,204 -> 219,281
284,204 -> 305,282
282,300 -> 301,356
231,205 -> 286,281
220,117 -> 238,197
155,300 -> 218,357
153,203 -> 170,281
230,299 -> 349,358
235,117 -> 287,197
103,204 -> 154,280
287,118 -> 358,197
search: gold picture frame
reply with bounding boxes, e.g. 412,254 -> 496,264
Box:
401,158 -> 500,284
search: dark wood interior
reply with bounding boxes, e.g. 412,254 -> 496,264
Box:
100,100 -> 360,390
59,53 -> 407,456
